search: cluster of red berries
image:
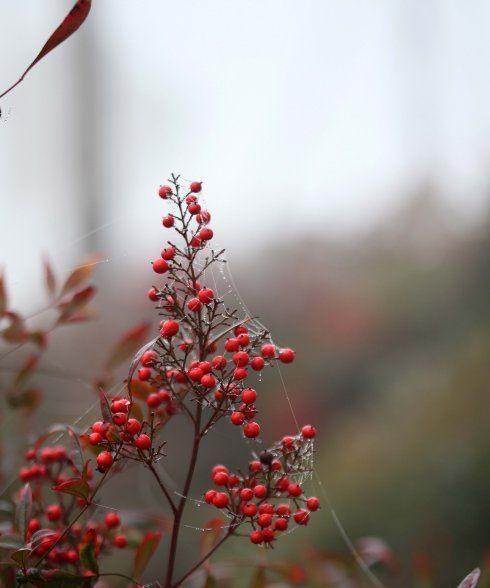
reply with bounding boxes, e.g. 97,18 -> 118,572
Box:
16,445 -> 131,572
204,426 -> 318,545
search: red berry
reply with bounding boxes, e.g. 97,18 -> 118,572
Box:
213,472 -> 229,486
234,367 -> 248,380
162,215 -> 174,228
240,488 -> 253,501
253,484 -> 267,499
196,210 -> 211,224
161,246 -> 176,260
105,512 -> 121,528
138,367 -> 151,381
146,393 -> 161,408
211,465 -> 228,477
201,374 -> 216,388
158,185 -> 172,199
262,528 -> 275,542
190,181 -> 202,193
198,288 -> 214,304
287,483 -> 302,497
212,355 -> 227,370
261,343 -> 276,358
301,425 -> 316,439
134,434 -> 151,450
279,348 -> 295,363
114,535 -> 127,548
233,351 -> 249,367
276,504 -> 291,517
148,288 -> 159,301
258,513 -> 273,528
241,388 -> 257,404
199,361 -> 212,374
126,418 -> 142,435
230,411 -> 245,426
92,421 -> 107,434
187,297 -> 202,312
188,203 -> 201,215
189,367 -> 203,382
158,389 -> 171,403
89,432 -> 102,446
250,357 -> 265,371
160,319 -> 179,338
306,497 -> 320,511
198,228 -> 213,241
250,530 -> 263,544
249,460 -> 262,473
212,492 -> 229,508
204,490 -> 216,504
113,412 -> 127,426
45,504 -> 62,522
97,451 -> 113,471
237,333 -> 250,347
242,503 -> 257,517
274,517 -> 288,531
224,338 -> 239,352
294,509 -> 310,525
28,518 -> 41,533
152,258 -> 169,274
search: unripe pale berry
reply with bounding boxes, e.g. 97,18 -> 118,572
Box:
152,258 -> 168,274
134,434 -> 151,450
279,348 -> 295,363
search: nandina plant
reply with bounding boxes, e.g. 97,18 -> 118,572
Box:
1,174 -> 319,587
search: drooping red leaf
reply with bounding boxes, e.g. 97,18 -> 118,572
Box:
43,257 -> 57,301
133,532 -> 162,580
0,272 -> 7,315
57,286 -> 97,323
60,254 -> 99,298
105,322 -> 151,371
14,354 -> 40,387
53,477 -> 90,502
0,1 -> 92,99
1,312 -> 28,344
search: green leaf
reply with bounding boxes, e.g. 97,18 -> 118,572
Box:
53,477 -> 89,502
15,483 -> 32,542
133,532 -> 162,580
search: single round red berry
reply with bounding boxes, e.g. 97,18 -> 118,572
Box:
276,504 -> 291,517
274,517 -> 288,531
233,351 -> 249,367
138,367 -> 151,381
188,203 -> 201,215
241,388 -> 257,404
113,412 -> 127,426
134,434 -> 151,450
212,492 -> 229,508
126,418 -> 141,435
28,518 -> 41,533
187,297 -> 202,312
158,185 -> 172,199
253,484 -> 267,499
162,215 -> 174,228
294,509 -> 310,525
89,432 -> 102,446
97,451 -> 113,471
198,228 -> 213,241
45,504 -> 62,522
250,357 -> 265,371
234,367 -> 248,380
287,483 -> 302,497
105,512 -> 121,528
237,333 -> 250,347
198,288 -> 214,304
279,348 -> 295,363
190,181 -> 202,193
146,393 -> 161,408
250,530 -> 263,544
301,424 -> 316,439
158,389 -> 171,403
201,374 -> 216,388
213,471 -> 229,486
230,411 -> 245,426
114,535 -> 127,548
148,288 -> 159,301
160,319 -> 179,338
262,528 -> 275,542
249,460 -> 262,473
258,513 -> 273,528
306,497 -> 320,511
161,246 -> 176,260
261,343 -> 276,358
240,488 -> 254,501
225,338 -> 239,352
152,258 -> 169,274
204,489 -> 217,504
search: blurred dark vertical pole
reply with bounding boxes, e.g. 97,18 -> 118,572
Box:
75,3 -> 101,255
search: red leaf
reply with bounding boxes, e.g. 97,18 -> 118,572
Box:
60,255 -> 100,298
53,477 -> 89,502
0,0 -> 92,99
57,286 -> 97,323
14,354 -> 39,387
1,312 -> 28,344
133,532 -> 162,580
43,257 -> 57,301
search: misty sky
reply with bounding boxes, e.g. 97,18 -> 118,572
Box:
1,0 -> 489,302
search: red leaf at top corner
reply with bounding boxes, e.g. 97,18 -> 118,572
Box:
0,0 -> 92,100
